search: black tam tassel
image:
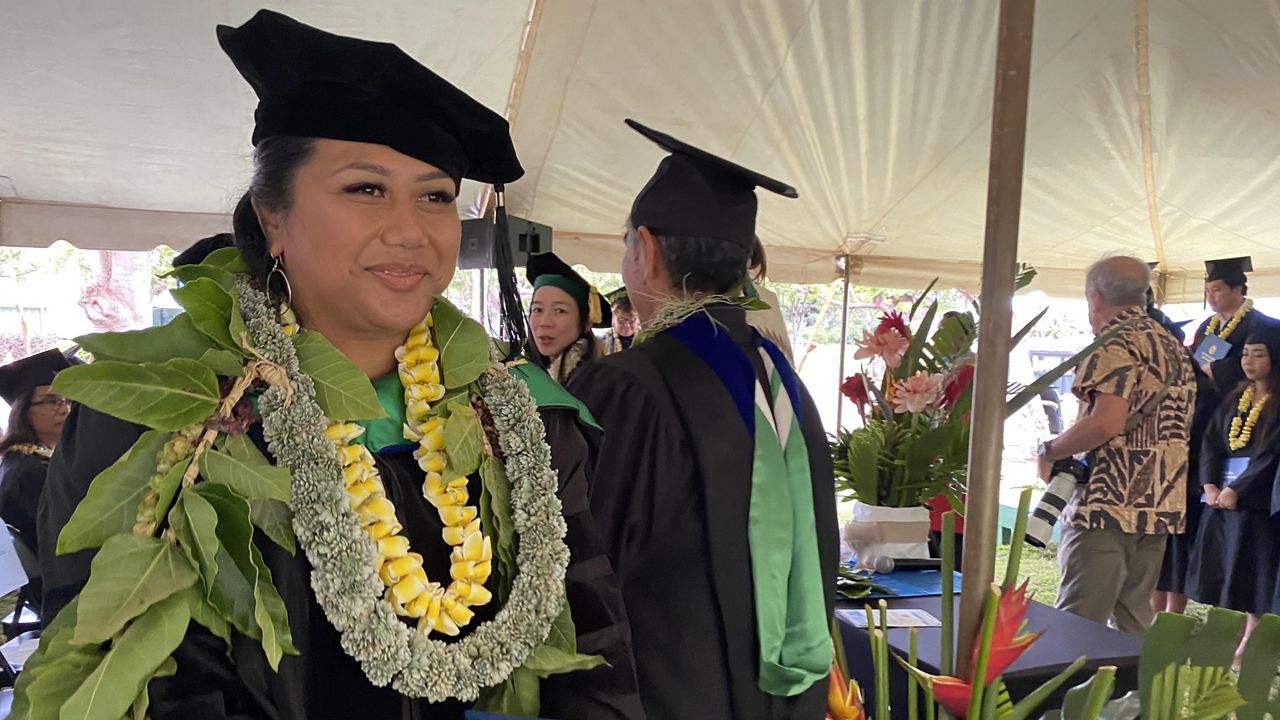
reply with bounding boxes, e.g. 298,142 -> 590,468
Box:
491,184 -> 531,363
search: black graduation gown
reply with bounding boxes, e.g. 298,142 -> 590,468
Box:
567,305 -> 837,720
1157,343 -> 1216,593
37,404 -> 644,720
1186,404 -> 1280,614
0,449 -> 48,553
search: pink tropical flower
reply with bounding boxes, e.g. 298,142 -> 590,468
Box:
890,372 -> 945,414
853,326 -> 910,369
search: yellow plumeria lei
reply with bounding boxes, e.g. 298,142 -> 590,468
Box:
5,443 -> 52,458
325,314 -> 493,637
1229,384 -> 1268,451
1207,298 -> 1253,341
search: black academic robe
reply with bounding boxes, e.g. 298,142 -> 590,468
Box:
37,404 -> 644,720
1,449 -> 48,552
1192,307 -> 1272,399
1157,332 -> 1217,593
567,305 -> 837,720
1186,403 -> 1280,614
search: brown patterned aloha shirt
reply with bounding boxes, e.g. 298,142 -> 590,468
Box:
1065,306 -> 1197,534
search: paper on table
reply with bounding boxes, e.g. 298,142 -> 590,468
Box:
838,608 -> 942,628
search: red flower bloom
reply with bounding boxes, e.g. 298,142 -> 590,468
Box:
900,580 -> 1042,717
940,363 -> 976,410
840,375 -> 870,420
876,311 -> 911,342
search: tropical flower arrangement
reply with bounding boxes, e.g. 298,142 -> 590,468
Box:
832,270 -> 1108,510
11,247 -> 595,718
826,491 -> 1280,720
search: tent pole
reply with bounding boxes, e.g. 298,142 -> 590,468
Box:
956,0 -> 1037,678
835,255 -> 852,432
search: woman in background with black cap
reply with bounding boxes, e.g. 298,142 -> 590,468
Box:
527,252 -> 610,384
0,349 -> 72,554
30,10 -> 640,720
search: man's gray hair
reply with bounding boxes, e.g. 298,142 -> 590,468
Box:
1085,255 -> 1151,307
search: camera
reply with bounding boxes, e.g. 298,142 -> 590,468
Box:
1025,456 -> 1089,548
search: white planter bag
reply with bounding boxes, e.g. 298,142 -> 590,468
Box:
842,500 -> 931,569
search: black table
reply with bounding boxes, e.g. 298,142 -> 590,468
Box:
838,596 -> 1142,715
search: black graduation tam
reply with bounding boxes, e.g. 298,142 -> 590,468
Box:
174,234 -> 235,268
526,253 -> 611,329
627,119 -> 797,248
605,287 -> 630,307
1242,320 -> 1280,359
217,9 -> 523,185
0,349 -> 72,405
1205,256 -> 1252,287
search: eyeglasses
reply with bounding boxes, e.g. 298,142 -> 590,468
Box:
30,396 -> 71,409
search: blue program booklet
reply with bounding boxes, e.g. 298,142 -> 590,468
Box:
1223,456 -> 1250,486
1195,335 -> 1232,365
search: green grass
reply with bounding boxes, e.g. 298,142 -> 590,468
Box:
996,542 -> 1060,604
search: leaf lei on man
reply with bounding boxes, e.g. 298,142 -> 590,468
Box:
13,247 -> 595,717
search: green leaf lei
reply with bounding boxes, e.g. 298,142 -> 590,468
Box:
16,253 -> 592,716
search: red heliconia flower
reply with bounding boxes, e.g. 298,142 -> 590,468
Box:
840,375 -> 870,419
972,579 -> 1042,685
899,580 -> 1042,717
877,311 -> 911,341
940,363 -> 976,410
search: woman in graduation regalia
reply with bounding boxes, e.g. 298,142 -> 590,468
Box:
0,349 -> 72,555
1187,325 -> 1280,666
27,10 -> 641,720
526,253 -> 610,384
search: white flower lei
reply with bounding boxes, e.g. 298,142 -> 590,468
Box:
235,277 -> 569,700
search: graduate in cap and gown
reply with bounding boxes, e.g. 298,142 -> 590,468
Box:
568,120 -> 837,719
1194,257 -> 1270,394
601,288 -> 639,355
0,349 -> 73,557
31,10 -> 641,719
1187,324 -> 1280,665
526,253 -> 610,384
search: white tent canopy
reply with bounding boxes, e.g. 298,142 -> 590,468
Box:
3,1 -> 1279,301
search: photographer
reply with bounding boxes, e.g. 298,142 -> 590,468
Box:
1036,256 -> 1196,634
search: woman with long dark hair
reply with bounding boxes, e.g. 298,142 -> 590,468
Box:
1187,324 -> 1280,666
527,253 -> 610,384
0,349 -> 71,550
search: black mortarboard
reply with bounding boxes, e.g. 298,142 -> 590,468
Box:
174,234 -> 235,268
627,119 -> 797,248
526,253 -> 611,329
217,10 -> 523,185
605,287 -> 630,307
1205,257 -> 1252,287
0,349 -> 72,405
1243,320 -> 1280,358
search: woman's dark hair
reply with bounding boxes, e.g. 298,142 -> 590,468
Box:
749,236 -> 768,281
611,295 -> 634,313
0,390 -> 40,453
231,135 -> 317,300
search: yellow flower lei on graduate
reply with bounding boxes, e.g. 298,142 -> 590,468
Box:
1229,385 -> 1268,451
326,315 -> 493,637
6,443 -> 53,459
1207,298 -> 1254,341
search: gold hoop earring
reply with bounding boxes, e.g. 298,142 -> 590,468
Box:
269,255 -> 293,308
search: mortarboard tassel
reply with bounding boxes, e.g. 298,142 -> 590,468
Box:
490,184 -> 532,364
588,287 -> 603,326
